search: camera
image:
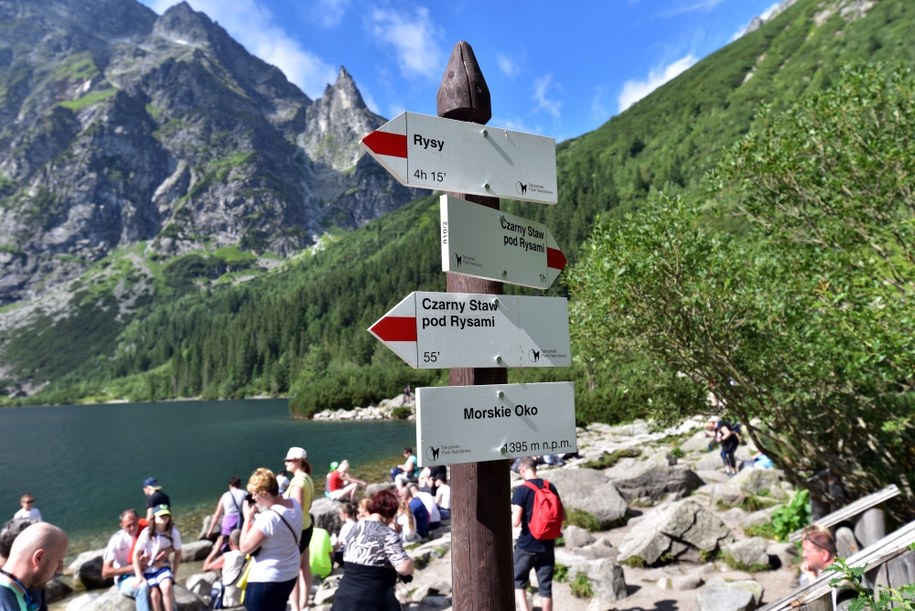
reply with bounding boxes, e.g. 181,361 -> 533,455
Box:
245,493 -> 256,505
398,574 -> 413,584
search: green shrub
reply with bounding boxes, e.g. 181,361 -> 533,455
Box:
564,508 -> 602,532
582,448 -> 641,469
770,489 -> 811,541
390,406 -> 413,420
744,522 -> 777,539
825,553 -> 915,610
569,573 -> 594,598
553,563 -> 569,582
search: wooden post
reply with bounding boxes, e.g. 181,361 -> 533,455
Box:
438,41 -> 514,611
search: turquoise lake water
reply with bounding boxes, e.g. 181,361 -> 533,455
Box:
0,399 -> 414,556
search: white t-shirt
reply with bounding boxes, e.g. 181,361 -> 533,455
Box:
416,491 -> 441,523
221,549 -> 246,607
220,488 -> 248,517
134,526 -> 182,570
436,485 -> 451,510
103,529 -> 134,568
249,501 -> 303,583
336,519 -> 356,550
13,507 -> 42,522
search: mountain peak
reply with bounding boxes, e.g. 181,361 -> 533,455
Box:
153,1 -> 216,47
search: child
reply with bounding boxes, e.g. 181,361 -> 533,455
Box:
133,504 -> 182,611
332,502 -> 357,567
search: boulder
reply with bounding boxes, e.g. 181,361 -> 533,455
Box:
703,577 -> 764,608
724,537 -> 770,570
45,577 -> 73,603
181,539 -> 213,561
64,584 -> 208,611
185,571 -> 218,598
617,500 -> 735,565
312,497 -> 343,534
609,463 -> 704,504
552,554 -> 627,601
696,581 -> 756,611
562,525 -> 596,549
67,548 -> 109,589
536,469 -> 628,528
733,468 -> 785,499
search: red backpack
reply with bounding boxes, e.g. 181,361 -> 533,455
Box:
522,479 -> 564,540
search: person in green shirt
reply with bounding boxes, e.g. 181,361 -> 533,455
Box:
308,528 -> 333,581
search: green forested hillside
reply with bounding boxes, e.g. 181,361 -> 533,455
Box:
2,0 -> 913,428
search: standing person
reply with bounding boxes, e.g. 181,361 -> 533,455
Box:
11,496 -> 41,523
132,505 -> 181,611
327,460 -> 366,503
142,478 -> 171,522
715,420 -> 741,476
202,528 -> 246,608
331,489 -> 413,611
101,509 -> 150,610
512,457 -> 563,611
240,468 -> 303,611
205,477 -> 248,543
282,447 -> 314,611
0,522 -> 68,611
799,525 -> 837,585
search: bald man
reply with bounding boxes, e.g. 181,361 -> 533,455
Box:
0,522 -> 68,611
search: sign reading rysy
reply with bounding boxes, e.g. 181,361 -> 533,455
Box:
368,291 -> 570,369
416,382 -> 577,466
361,111 -> 557,204
441,194 -> 567,289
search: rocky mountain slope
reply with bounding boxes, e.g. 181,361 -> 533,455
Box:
0,0 -> 418,306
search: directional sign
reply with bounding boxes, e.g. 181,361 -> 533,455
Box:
416,382 -> 577,466
368,291 -> 570,369
361,111 -> 557,204
440,194 -> 567,289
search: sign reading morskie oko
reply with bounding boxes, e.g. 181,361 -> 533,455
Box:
416,382 -> 577,466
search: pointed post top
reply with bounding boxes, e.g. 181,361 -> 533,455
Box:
437,41 -> 491,124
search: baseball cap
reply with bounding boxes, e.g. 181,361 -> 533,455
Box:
285,447 -> 307,461
329,461 -> 340,470
143,477 -> 160,489
153,504 -> 171,517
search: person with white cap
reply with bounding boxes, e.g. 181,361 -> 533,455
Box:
282,447 -> 314,611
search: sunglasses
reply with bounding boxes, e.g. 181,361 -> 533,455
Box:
22,499 -> 35,504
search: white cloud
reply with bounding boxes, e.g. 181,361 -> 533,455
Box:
657,0 -> 725,18
617,54 -> 697,112
367,7 -> 445,80
142,0 -> 337,99
533,74 -> 562,119
497,54 -> 520,79
313,0 -> 351,28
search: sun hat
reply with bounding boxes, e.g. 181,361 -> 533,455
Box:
153,504 -> 171,517
285,446 -> 307,461
143,477 -> 161,489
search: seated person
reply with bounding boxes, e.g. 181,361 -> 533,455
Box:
399,486 -> 429,540
391,448 -> 420,491
433,476 -> 451,520
332,503 -> 357,567
408,484 -> 441,532
327,460 -> 366,503
309,528 -> 334,581
132,504 -> 182,611
799,525 -> 837,585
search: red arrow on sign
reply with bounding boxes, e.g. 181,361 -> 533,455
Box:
362,130 -> 407,159
369,315 -> 416,342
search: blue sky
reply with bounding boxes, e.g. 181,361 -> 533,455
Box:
140,0 -> 784,141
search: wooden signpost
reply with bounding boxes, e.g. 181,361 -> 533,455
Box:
363,40 -> 572,611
